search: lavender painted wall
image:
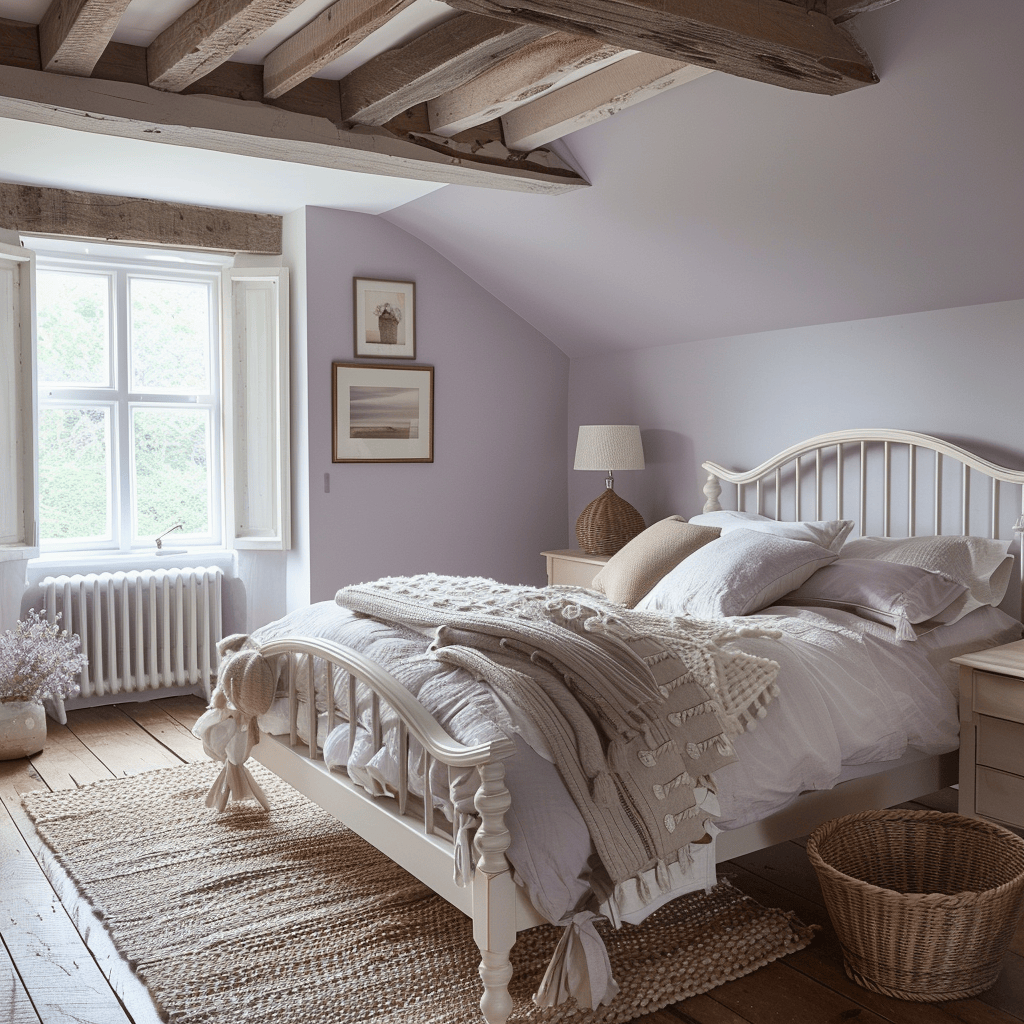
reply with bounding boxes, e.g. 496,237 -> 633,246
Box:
384,0 -> 1024,361
567,299 -> 1024,534
301,207 -> 568,603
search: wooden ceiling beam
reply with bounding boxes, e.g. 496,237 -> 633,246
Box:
502,53 -> 711,151
1,181 -> 282,253
827,0 -> 902,23
442,0 -> 878,96
340,12 -> 551,126
0,63 -> 586,194
263,0 -> 415,100
38,0 -> 132,76
147,0 -> 307,92
427,32 -> 623,137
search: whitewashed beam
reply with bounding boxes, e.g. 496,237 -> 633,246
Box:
263,0 -> 416,100
340,12 -> 551,126
0,182 -> 283,253
148,0 -> 307,92
39,0 -> 133,76
502,52 -> 711,151
0,64 -> 586,195
828,0 -> 902,22
443,0 -> 878,96
427,33 -> 623,137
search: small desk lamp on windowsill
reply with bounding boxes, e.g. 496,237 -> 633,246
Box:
573,424 -> 646,555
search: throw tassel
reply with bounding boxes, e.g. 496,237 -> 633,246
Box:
193,638 -> 278,813
591,771 -> 619,808
534,912 -> 620,1010
206,759 -> 271,812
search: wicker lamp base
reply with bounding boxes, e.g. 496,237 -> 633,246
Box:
576,488 -> 645,555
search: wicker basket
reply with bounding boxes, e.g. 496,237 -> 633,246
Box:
807,809 -> 1024,1001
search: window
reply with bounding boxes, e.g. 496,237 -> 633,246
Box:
0,234 -> 289,561
35,245 -> 226,553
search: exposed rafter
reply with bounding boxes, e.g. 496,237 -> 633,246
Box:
0,63 -> 587,194
427,32 -> 623,137
442,0 -> 878,96
147,0 -> 306,92
503,53 -> 711,151
39,0 -> 132,76
340,12 -> 551,126
827,0 -> 902,23
263,0 -> 415,100
1,181 -> 282,253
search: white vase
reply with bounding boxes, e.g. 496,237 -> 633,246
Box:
0,700 -> 46,760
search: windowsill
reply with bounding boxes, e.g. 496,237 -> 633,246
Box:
27,548 -> 237,582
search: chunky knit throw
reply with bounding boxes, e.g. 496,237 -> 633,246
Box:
336,575 -> 781,887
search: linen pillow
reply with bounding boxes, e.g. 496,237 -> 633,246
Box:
592,517 -> 721,608
688,511 -> 854,554
840,535 -> 1014,612
636,529 -> 838,618
776,559 -> 969,640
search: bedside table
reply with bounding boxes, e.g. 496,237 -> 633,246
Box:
954,638 -> 1024,829
541,549 -> 610,589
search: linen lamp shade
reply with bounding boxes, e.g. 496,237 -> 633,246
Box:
573,425 -> 646,555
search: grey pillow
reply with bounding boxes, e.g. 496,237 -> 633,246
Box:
777,558 -> 969,640
592,517 -> 721,608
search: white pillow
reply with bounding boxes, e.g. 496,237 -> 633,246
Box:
777,559 -> 969,640
688,511 -> 854,554
840,535 -> 1014,611
636,529 -> 838,618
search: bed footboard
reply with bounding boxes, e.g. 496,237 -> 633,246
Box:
252,635 -> 522,1024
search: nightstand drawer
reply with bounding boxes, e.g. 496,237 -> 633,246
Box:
550,559 -> 602,588
974,671 -> 1024,725
977,716 -> 1024,775
975,766 -> 1024,828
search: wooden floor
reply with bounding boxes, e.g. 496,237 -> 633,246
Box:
1,696 -> 1022,1024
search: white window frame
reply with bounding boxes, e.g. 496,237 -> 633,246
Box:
0,237 -> 38,560
33,243 -> 229,555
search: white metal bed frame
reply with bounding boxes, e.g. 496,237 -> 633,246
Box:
250,428 -> 1024,1024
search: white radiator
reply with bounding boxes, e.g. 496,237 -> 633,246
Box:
42,567 -> 223,702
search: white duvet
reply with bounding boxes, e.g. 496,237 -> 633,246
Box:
252,597 -> 1021,927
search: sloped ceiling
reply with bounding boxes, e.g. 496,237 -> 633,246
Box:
383,0 -> 1024,356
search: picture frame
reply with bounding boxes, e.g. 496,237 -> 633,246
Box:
332,362 -> 434,463
354,277 -> 416,359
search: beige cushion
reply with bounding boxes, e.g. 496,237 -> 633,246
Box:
592,517 -> 721,607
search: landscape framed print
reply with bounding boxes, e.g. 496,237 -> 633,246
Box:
354,277 -> 416,359
332,362 -> 433,463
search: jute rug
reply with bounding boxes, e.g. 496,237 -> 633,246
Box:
23,761 -> 815,1024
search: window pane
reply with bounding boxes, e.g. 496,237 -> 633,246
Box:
132,407 -> 211,540
129,278 -> 211,393
38,407 -> 111,542
36,271 -> 111,386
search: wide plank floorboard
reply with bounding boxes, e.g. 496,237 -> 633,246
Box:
1,697 -> 1022,1024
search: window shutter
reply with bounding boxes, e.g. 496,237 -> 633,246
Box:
222,266 -> 290,551
0,239 -> 38,559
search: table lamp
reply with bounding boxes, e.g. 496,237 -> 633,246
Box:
573,424 -> 646,555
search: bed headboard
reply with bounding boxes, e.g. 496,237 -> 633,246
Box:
700,429 -> 1024,618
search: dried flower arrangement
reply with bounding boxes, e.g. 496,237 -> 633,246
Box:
0,610 -> 85,704
373,302 -> 402,323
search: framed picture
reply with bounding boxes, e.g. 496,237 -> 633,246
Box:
332,362 -> 433,463
354,277 -> 416,359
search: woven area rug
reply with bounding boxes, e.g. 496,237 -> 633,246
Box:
23,761 -> 815,1024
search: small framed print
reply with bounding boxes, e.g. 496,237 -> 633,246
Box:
354,277 -> 415,359
332,362 -> 433,463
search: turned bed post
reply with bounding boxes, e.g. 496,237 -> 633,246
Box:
473,759 -> 516,1024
